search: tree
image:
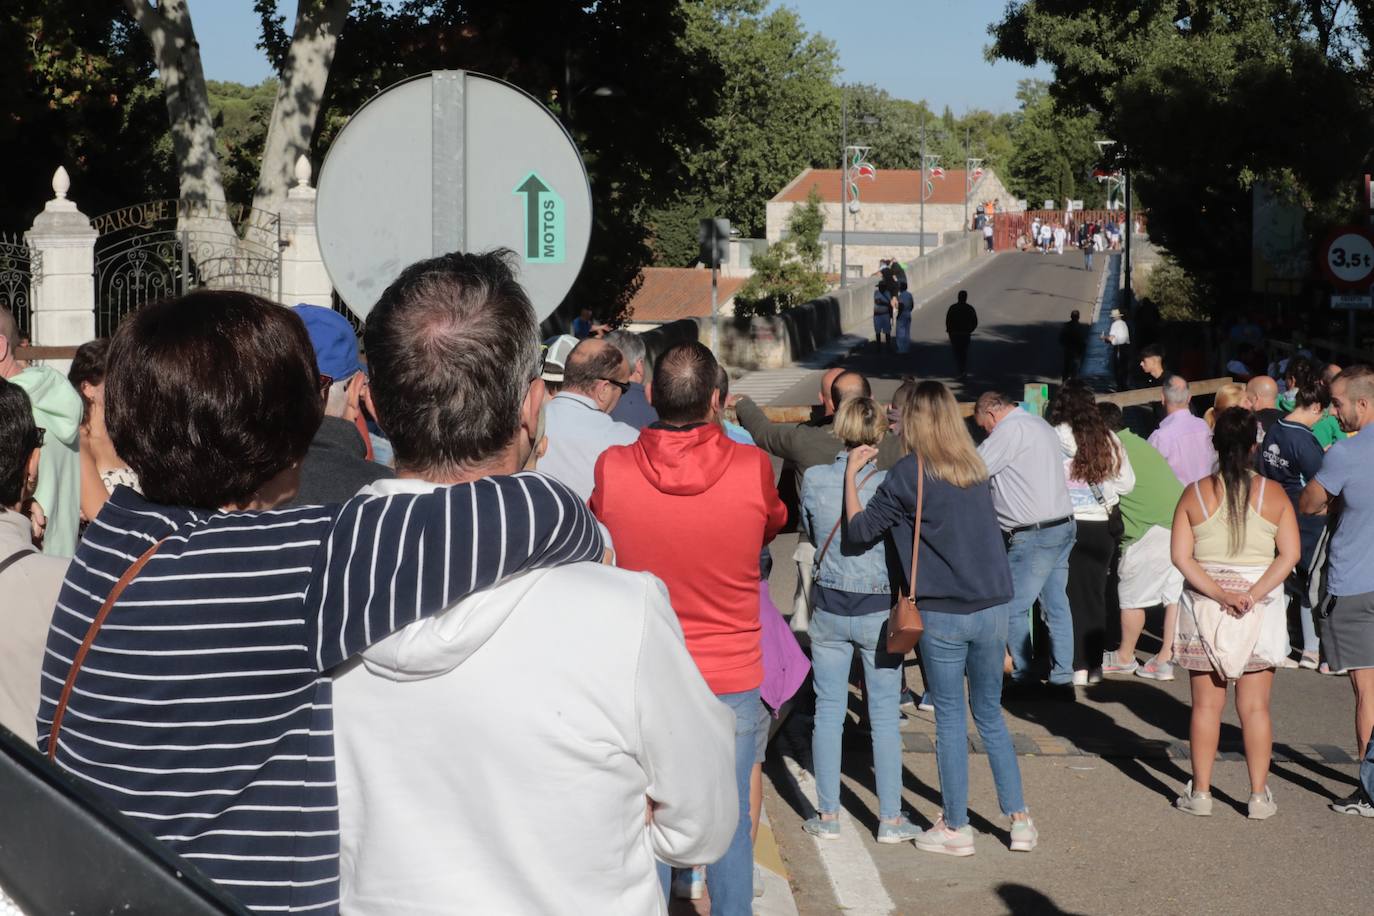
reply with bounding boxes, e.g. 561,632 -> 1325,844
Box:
648,0 -> 840,262
1005,80 -> 1104,209
989,0 -> 1374,304
734,189 -> 828,317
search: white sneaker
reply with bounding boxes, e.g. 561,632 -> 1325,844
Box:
1248,786 -> 1277,820
1176,781 -> 1213,816
1071,669 -> 1089,686
1009,817 -> 1038,852
915,817 -> 976,857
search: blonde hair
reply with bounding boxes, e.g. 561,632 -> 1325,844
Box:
1205,382 -> 1248,429
833,396 -> 885,448
899,381 -> 988,487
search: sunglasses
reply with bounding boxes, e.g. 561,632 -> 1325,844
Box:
31,426 -> 45,448
599,377 -> 631,395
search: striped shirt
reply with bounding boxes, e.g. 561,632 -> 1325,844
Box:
35,474 -> 603,914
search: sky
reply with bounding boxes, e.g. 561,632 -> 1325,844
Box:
195,1 -> 1048,114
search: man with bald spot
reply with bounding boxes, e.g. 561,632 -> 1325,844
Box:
1247,375 -> 1282,436
539,337 -> 640,502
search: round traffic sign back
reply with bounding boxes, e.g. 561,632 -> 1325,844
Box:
316,71 -> 593,322
1321,227 -> 1374,289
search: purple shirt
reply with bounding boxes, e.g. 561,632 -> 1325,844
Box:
1148,409 -> 1216,485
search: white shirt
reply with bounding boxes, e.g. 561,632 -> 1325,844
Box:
335,478 -> 736,916
0,509 -> 69,747
1107,319 -> 1130,346
540,391 -> 640,502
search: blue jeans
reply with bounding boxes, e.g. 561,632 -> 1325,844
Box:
1006,521 -> 1076,685
1083,248 -> 1093,271
706,689 -> 764,916
1362,731 -> 1374,803
921,605 -> 1028,828
809,609 -> 904,820
895,313 -> 911,353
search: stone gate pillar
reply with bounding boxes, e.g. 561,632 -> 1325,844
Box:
279,155 -> 334,308
25,167 -> 96,357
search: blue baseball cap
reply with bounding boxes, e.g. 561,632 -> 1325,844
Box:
291,304 -> 364,381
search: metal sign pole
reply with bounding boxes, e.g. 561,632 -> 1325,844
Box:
711,257 -> 719,357
919,115 -> 926,259
840,92 -> 848,288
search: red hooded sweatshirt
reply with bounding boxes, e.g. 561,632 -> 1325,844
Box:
591,423 -> 786,695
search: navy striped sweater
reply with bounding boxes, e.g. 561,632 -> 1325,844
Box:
36,474 -> 604,914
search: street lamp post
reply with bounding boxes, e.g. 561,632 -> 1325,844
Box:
839,93 -> 878,287
919,115 -> 926,259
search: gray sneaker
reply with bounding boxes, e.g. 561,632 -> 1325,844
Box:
1010,817 -> 1038,852
876,816 -> 922,844
1248,786 -> 1277,820
1331,790 -> 1374,817
1176,781 -> 1213,816
803,815 -> 841,840
914,817 -> 976,856
1101,651 -> 1138,676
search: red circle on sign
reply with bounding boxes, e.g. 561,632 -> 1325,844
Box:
1321,226 -> 1374,289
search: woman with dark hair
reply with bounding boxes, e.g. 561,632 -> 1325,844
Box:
1047,380 -> 1135,684
0,379 -> 71,748
1259,377 -> 1330,669
1172,408 -> 1299,819
67,337 -> 137,522
35,289 -> 604,913
845,382 -> 1036,856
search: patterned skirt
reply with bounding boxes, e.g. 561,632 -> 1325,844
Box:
1174,563 -> 1288,679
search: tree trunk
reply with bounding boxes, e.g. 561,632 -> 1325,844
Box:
123,0 -> 228,208
250,0 -> 350,223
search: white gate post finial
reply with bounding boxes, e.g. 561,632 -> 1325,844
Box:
294,154 -> 312,189
52,166 -> 71,200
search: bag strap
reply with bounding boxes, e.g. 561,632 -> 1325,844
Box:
0,546 -> 35,577
907,455 -> 925,600
48,537 -> 165,761
815,468 -> 878,573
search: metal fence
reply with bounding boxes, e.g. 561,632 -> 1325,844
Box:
0,233 -> 37,337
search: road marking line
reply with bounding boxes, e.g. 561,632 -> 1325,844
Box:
778,751 -> 896,916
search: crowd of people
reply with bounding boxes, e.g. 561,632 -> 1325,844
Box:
1,257 -> 1374,916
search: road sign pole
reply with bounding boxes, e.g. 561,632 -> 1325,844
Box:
840,92 -> 848,288
711,260 -> 719,357
919,115 -> 926,259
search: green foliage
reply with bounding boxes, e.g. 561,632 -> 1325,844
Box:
1006,80 -> 1106,209
734,189 -> 828,317
1144,254 -> 1209,322
0,1 -> 174,227
989,0 -> 1374,307
206,80 -> 278,209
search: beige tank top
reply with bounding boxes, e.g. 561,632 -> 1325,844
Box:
1190,475 -> 1278,566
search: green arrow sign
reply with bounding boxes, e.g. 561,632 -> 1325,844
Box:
514,172 -> 565,264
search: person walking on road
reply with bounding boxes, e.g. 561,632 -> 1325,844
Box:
1299,366 -> 1374,816
873,272 -> 897,351
1048,381 -> 1135,685
1080,226 -> 1094,271
974,391 -> 1076,693
1098,402 -> 1186,682
983,219 -> 995,252
1149,374 -> 1217,486
799,396 -> 919,845
1053,224 -> 1066,255
895,282 -> 914,355
845,382 -> 1037,856
1058,310 -> 1089,382
1102,308 -> 1130,390
945,291 -> 978,379
1172,408 -> 1299,820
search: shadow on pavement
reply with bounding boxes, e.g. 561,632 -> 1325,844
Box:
996,883 -> 1087,916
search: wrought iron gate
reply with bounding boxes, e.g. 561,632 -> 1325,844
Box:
92,199 -> 282,337
0,233 -> 36,337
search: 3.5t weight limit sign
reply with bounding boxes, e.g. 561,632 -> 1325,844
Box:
1322,227 -> 1374,289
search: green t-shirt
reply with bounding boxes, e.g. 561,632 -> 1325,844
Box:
1116,430 -> 1185,547
1313,413 -> 1347,449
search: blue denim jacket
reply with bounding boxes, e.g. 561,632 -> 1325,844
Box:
800,453 -> 891,595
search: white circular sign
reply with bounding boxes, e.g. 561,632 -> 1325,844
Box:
316,71 -> 593,322
1326,231 -> 1374,286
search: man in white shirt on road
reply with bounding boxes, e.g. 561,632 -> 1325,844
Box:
1103,308 -> 1131,390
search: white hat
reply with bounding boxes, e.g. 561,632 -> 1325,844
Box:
540,334 -> 580,383
1110,308 -> 1123,319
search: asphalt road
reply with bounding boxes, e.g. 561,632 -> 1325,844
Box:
767,249 -> 1104,406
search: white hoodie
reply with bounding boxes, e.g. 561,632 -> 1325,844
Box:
333,478 -> 737,916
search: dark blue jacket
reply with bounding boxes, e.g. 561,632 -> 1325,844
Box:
849,454 -> 1013,614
